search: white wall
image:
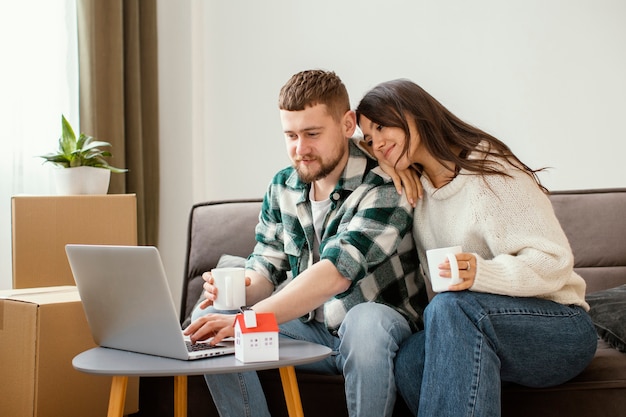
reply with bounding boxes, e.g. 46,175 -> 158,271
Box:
157,0 -> 626,310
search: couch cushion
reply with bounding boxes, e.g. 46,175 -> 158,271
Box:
549,189 -> 626,293
501,338 -> 626,417
586,284 -> 626,352
181,199 -> 262,323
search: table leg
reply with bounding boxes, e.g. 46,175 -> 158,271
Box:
173,375 -> 188,417
279,366 -> 304,417
107,376 -> 128,417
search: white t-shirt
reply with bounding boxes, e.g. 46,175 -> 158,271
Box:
309,184 -> 333,322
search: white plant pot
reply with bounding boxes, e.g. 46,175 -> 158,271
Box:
54,166 -> 111,195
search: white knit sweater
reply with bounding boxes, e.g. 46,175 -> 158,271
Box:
414,155 -> 589,310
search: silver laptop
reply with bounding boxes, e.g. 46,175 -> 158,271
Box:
65,244 -> 235,360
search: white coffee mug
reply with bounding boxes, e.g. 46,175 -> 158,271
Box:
211,267 -> 246,311
426,246 -> 463,293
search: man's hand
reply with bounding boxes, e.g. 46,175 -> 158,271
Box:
198,270 -> 252,310
183,313 -> 235,345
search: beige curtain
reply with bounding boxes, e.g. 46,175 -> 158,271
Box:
76,0 -> 159,246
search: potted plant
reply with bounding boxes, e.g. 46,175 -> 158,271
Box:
39,115 -> 127,195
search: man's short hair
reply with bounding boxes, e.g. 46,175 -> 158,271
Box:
278,70 -> 350,122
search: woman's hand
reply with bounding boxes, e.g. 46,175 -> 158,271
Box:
381,160 -> 422,206
438,253 -> 476,291
359,138 -> 422,206
394,166 -> 422,207
183,312 -> 235,344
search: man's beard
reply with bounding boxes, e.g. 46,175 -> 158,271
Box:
294,152 -> 343,183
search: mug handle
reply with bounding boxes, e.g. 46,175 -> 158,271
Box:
446,253 -> 462,286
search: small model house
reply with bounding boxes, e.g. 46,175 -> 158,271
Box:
234,310 -> 279,363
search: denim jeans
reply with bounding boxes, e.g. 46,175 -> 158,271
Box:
394,291 -> 598,417
201,302 -> 412,417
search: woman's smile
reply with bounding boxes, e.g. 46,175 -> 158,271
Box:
381,143 -> 396,162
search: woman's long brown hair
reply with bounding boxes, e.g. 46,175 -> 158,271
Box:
356,79 -> 547,192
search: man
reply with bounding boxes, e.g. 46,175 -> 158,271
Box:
184,69 -> 425,417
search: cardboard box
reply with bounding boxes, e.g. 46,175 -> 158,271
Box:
0,286 -> 138,417
11,194 -> 137,288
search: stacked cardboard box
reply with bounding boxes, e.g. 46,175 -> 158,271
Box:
5,195 -> 139,416
0,286 -> 139,417
11,194 -> 138,288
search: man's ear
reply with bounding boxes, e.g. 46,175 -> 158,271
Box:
342,110 -> 357,138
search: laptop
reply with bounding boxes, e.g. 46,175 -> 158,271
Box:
65,244 -> 235,360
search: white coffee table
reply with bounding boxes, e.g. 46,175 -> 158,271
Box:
73,338 -> 331,417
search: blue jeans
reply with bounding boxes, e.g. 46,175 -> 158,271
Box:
394,291 -> 598,417
201,302 -> 412,417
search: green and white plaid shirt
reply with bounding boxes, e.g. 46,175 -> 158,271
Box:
246,140 -> 426,333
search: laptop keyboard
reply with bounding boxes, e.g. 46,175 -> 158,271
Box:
186,340 -> 218,352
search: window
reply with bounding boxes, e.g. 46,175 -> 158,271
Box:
0,0 -> 79,289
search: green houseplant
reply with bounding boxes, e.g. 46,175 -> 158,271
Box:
39,115 -> 127,195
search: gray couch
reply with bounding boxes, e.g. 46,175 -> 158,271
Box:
131,188 -> 626,417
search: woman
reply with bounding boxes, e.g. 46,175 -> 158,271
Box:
355,79 -> 597,417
